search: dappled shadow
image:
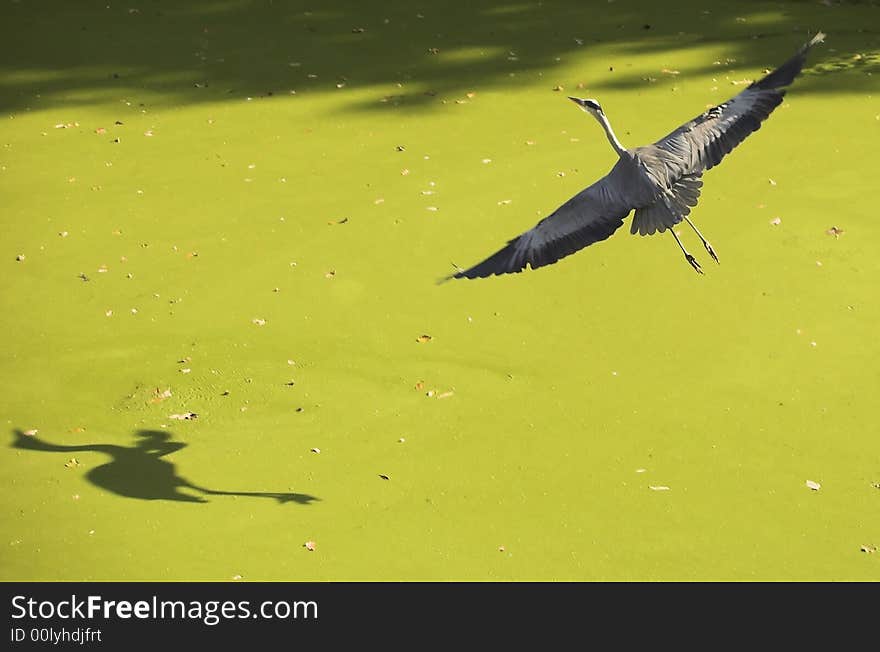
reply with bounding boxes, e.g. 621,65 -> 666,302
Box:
0,0 -> 877,116
11,429 -> 319,505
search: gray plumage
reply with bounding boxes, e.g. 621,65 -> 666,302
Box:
450,32 -> 824,280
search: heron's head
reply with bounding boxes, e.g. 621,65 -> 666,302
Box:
568,97 -> 603,116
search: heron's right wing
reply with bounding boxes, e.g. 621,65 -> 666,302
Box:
655,32 -> 824,175
449,175 -> 632,280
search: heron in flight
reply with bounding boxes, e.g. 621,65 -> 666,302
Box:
449,32 -> 825,279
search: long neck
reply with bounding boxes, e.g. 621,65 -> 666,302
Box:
594,111 -> 626,157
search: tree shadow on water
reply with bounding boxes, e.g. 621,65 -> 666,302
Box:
0,0 -> 876,116
11,429 -> 319,505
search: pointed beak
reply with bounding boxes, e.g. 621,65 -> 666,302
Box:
567,97 -> 584,106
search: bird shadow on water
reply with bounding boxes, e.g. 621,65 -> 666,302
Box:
11,429 -> 319,505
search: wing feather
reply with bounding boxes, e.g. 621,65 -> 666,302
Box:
655,32 -> 824,174
451,174 -> 632,279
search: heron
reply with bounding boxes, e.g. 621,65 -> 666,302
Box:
448,32 -> 825,279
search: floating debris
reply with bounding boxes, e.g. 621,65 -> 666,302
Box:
649,485 -> 670,491
169,413 -> 198,420
252,318 -> 267,326
64,458 -> 81,468
860,545 -> 876,554
23,429 -> 38,437
770,217 -> 782,226
304,541 -> 316,551
310,448 -> 321,454
806,480 -> 821,491
150,388 -> 172,403
416,334 -> 433,343
826,226 -> 845,238
379,474 -> 390,480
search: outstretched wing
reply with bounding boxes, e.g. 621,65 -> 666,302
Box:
449,172 -> 633,280
655,32 -> 824,174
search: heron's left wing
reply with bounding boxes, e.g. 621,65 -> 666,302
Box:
448,174 -> 632,280
655,32 -> 824,175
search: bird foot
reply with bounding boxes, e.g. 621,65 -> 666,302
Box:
704,241 -> 719,264
685,253 -> 703,274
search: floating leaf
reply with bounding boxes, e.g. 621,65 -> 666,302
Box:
860,545 -> 876,554
806,480 -> 821,491
23,429 -> 38,437
379,474 -> 390,480
64,458 -> 80,468
416,334 -> 433,343
304,540 -> 316,551
826,226 -> 844,238
649,485 -> 670,491
252,318 -> 267,326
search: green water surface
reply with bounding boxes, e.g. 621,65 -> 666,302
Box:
1,0 -> 878,580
